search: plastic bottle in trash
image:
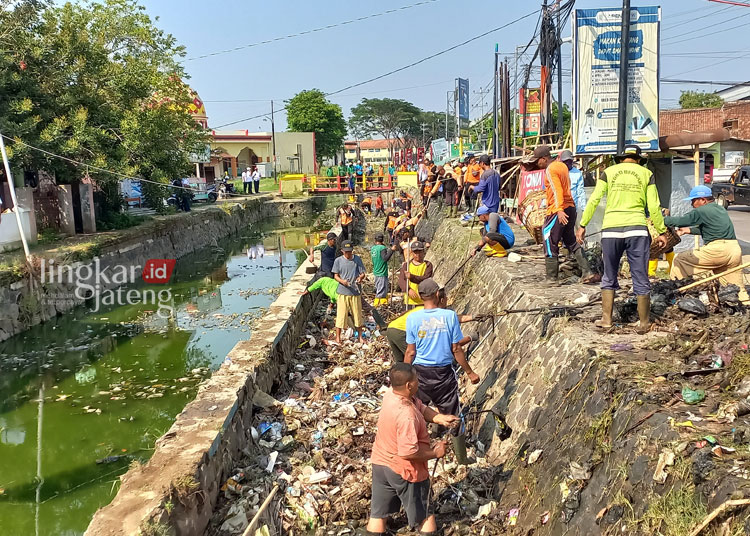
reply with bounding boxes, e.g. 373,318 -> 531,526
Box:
710,355 -> 723,369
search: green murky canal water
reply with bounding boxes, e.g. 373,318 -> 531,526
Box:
0,220 -> 326,535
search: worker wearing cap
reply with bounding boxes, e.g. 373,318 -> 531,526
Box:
471,206 -> 515,258
472,155 -> 501,213
664,185 -> 749,304
560,150 -> 586,216
332,240 -> 367,344
577,145 -> 668,333
367,362 -> 458,536
399,241 -> 433,307
404,278 -> 480,465
534,145 -> 594,283
462,155 -> 481,209
371,232 -> 398,306
307,232 -> 339,283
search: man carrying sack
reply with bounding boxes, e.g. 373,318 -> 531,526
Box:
577,145 -> 668,333
664,185 -> 750,304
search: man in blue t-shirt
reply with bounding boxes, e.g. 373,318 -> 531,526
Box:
404,278 -> 480,464
471,206 -> 515,258
472,155 -> 500,213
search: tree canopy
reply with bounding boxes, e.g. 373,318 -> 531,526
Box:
349,98 -> 422,151
679,90 -> 724,109
285,90 -> 347,164
0,0 -> 209,213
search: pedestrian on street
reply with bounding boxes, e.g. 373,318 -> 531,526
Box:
404,279 -> 480,465
332,240 -> 367,344
472,155 -> 501,213
308,231 -> 339,282
534,145 -> 594,284
471,206 -> 515,258
577,144 -> 668,333
399,241 -> 433,307
242,167 -> 252,195
251,166 -> 261,194
371,232 -> 398,306
664,185 -> 750,304
366,362 -> 459,536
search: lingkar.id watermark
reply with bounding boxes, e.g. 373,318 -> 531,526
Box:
40,258 -> 176,317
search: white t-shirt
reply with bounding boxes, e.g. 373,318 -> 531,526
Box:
242,171 -> 251,182
251,170 -> 261,181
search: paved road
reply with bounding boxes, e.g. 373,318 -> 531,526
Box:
728,205 -> 750,254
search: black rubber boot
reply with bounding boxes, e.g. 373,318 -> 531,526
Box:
545,257 -> 559,283
452,434 -> 473,465
573,248 -> 594,282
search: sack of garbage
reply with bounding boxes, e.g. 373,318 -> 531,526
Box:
677,297 -> 708,316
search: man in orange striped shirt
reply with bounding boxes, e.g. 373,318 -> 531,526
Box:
534,145 -> 593,283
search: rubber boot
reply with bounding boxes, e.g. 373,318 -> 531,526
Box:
648,258 -> 658,277
574,248 -> 594,282
544,257 -> 559,283
665,251 -> 675,273
595,289 -> 614,330
452,434 -> 471,465
636,294 -> 651,334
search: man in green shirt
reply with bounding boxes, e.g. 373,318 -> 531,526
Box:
300,276 -> 339,315
370,232 -> 397,306
664,185 -> 748,304
576,145 -> 667,333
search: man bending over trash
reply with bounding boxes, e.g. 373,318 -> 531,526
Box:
404,278 -> 480,465
471,205 -> 515,258
367,362 -> 459,536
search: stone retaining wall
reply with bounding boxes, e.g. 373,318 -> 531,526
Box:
0,195 -> 326,342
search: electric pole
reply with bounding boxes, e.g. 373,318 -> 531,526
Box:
556,3 -> 564,144
493,43 -> 499,158
271,100 -> 278,182
616,0 -> 631,154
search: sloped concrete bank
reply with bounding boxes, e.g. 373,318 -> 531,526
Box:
417,207 -> 750,535
0,195 -> 326,342
85,256 -> 320,535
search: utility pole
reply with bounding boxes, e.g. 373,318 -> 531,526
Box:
556,3 -> 564,145
271,100 -> 278,183
0,133 -> 30,260
493,43 -> 499,159
616,0 -> 631,154
445,91 -> 451,139
503,59 -> 512,157
540,0 -> 548,136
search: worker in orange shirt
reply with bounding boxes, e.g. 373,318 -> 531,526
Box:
532,145 -> 594,283
462,155 -> 481,210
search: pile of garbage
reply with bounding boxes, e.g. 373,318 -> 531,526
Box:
206,300 -> 519,536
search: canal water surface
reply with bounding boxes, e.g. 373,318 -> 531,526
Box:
0,220 -> 326,535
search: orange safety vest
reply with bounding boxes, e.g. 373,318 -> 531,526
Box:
387,214 -> 400,230
340,209 -> 353,225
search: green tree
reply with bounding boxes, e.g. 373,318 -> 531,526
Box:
0,0 -> 208,215
679,90 -> 724,109
349,98 -> 422,156
285,89 -> 346,165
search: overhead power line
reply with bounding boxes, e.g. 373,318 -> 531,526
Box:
186,0 -> 441,61
212,9 -> 539,130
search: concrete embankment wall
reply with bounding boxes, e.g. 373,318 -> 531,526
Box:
85,256 -> 319,535
0,195 -> 325,342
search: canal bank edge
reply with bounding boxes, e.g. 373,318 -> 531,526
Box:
0,195 -> 327,342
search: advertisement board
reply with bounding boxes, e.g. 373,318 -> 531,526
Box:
430,138 -> 450,165
572,7 -> 660,154
516,168 -> 546,226
519,88 -> 541,137
457,78 -> 470,120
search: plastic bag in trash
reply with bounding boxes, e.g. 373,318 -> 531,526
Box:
682,385 -> 706,404
718,284 -> 740,305
677,297 -> 708,316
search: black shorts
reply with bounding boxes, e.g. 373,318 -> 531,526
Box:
371,464 -> 430,527
413,364 -> 461,418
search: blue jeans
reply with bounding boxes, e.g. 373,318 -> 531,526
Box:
601,231 -> 651,295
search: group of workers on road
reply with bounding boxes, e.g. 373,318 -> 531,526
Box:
301,140 -> 748,535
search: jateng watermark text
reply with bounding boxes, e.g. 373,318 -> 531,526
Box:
40,258 -> 176,317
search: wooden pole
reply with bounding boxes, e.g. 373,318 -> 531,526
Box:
678,262 -> 750,293
688,498 -> 750,536
694,146 -> 701,249
241,483 -> 280,536
0,133 -> 31,260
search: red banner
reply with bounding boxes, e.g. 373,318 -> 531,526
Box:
417,147 -> 425,162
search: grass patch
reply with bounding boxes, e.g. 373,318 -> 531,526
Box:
585,392 -> 624,457
728,353 -> 750,387
637,484 -> 706,536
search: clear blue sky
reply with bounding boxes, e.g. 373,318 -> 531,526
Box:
137,0 -> 750,133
